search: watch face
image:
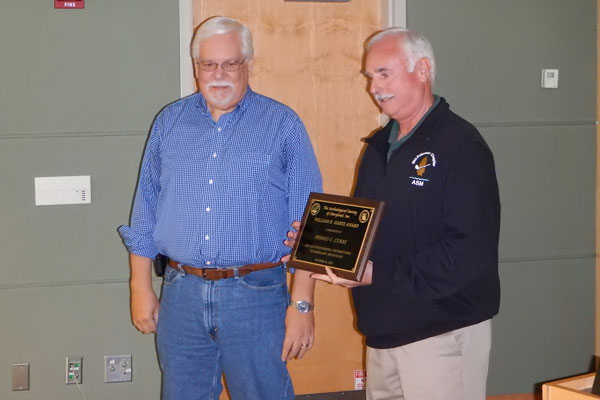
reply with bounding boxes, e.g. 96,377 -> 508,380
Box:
294,300 -> 312,313
297,301 -> 310,312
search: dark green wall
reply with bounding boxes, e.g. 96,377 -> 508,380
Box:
0,1 -> 179,399
407,0 -> 597,395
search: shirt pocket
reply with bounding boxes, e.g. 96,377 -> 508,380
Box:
222,152 -> 271,200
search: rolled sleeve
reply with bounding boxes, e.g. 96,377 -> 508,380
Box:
118,118 -> 163,258
117,224 -> 158,258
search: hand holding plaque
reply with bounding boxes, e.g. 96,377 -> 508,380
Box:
287,193 -> 384,281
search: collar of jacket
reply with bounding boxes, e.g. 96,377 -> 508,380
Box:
363,97 -> 449,158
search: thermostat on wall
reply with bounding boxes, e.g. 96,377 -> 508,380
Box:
35,176 -> 91,206
541,68 -> 559,88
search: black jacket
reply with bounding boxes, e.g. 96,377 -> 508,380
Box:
352,98 -> 501,349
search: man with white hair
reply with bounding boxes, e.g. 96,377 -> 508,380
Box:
303,28 -> 501,399
119,16 -> 321,400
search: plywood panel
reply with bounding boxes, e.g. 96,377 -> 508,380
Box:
193,0 -> 381,396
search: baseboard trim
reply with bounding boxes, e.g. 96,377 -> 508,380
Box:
296,391 -> 364,399
487,394 -> 541,400
295,391 -> 539,400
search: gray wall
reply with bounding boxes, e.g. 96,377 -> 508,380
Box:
0,0 -> 596,398
407,0 -> 597,395
1,1 -> 179,399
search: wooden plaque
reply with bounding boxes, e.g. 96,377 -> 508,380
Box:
288,193 -> 384,281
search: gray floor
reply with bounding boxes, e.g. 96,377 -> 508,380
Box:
296,390 -> 366,399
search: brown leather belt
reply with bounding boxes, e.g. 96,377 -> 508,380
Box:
167,259 -> 283,281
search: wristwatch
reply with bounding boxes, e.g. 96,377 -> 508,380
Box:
289,300 -> 314,313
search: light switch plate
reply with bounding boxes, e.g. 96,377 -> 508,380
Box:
12,363 -> 29,391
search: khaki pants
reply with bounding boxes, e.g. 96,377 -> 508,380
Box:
366,319 -> 492,400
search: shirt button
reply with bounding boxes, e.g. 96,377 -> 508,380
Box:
217,127 -> 222,132
206,207 -> 211,212
209,179 -> 213,184
205,261 -> 212,265
205,235 -> 210,240
212,153 -> 217,158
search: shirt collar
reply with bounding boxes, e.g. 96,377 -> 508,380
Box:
387,95 -> 441,146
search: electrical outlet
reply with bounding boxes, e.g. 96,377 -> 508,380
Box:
65,356 -> 82,384
104,355 -> 132,383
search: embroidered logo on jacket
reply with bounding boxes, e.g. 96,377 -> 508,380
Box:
410,152 -> 436,187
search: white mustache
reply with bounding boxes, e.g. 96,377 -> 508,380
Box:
208,81 -> 234,89
374,93 -> 394,102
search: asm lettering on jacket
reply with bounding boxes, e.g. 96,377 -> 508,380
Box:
409,151 -> 436,187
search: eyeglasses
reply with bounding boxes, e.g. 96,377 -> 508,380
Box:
197,59 -> 246,72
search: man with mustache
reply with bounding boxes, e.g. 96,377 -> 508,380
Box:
119,16 -> 321,400
286,28 -> 500,400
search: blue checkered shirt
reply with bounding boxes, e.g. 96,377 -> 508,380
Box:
118,88 -> 322,267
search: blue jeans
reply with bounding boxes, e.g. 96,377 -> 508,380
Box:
156,266 -> 294,400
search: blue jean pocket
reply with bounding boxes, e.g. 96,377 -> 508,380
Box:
240,267 -> 286,290
163,266 -> 184,286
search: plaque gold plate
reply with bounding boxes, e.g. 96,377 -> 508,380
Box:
288,193 -> 384,281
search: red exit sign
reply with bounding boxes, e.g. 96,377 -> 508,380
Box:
55,0 -> 84,9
